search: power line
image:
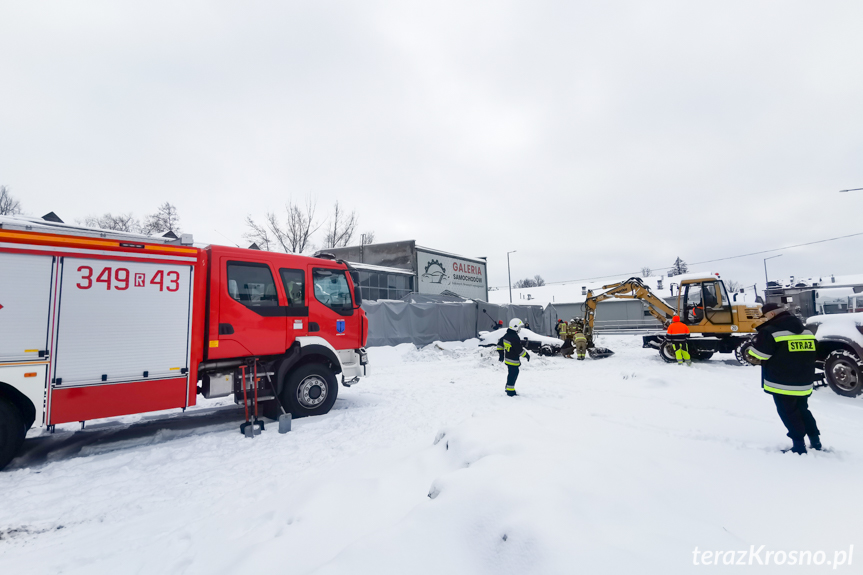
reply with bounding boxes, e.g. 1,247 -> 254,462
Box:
491,230 -> 863,288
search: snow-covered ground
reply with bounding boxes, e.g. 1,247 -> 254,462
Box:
2,335 -> 863,574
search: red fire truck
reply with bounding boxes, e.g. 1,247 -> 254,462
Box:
0,215 -> 369,470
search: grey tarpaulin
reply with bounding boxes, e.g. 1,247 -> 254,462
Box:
543,301 -> 663,334
475,302 -> 544,335
361,301 -> 478,347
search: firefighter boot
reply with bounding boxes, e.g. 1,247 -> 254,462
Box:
809,434 -> 823,451
787,438 -> 808,455
505,386 -> 517,397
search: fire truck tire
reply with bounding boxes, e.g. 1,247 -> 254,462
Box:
283,363 -> 339,418
0,399 -> 26,471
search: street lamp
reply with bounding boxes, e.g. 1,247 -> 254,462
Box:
507,250 -> 517,303
839,188 -> 863,192
763,254 -> 782,297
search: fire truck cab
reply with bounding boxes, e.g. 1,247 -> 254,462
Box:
0,215 -> 369,470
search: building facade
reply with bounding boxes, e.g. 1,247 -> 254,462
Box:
325,240 -> 488,302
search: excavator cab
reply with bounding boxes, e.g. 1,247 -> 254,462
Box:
680,279 -> 733,326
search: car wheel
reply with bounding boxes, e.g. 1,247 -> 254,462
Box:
824,350 -> 863,398
283,363 -> 339,418
0,399 -> 26,471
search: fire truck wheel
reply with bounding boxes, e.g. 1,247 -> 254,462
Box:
0,399 -> 26,471
284,363 -> 339,418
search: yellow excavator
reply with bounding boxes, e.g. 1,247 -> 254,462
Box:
582,273 -> 764,364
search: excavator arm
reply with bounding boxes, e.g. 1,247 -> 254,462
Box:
582,278 -> 676,348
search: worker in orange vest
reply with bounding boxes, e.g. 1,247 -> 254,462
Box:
666,315 -> 691,365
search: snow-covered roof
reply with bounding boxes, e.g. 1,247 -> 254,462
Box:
490,272 -> 760,307
489,275 -> 673,306
769,273 -> 863,290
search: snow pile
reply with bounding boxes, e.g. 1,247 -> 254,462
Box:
478,328 -> 563,348
2,336 -> 863,574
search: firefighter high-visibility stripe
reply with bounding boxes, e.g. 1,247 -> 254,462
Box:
748,348 -> 771,360
773,333 -> 816,342
504,360 -> 520,366
771,330 -> 796,338
763,380 -> 813,396
505,385 -> 515,391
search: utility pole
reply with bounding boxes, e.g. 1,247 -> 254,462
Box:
507,250 -> 516,303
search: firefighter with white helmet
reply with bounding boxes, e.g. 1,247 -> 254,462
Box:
496,318 -> 530,396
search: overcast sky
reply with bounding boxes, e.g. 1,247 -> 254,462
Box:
2,1 -> 862,292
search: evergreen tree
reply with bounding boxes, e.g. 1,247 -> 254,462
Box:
670,257 -> 688,276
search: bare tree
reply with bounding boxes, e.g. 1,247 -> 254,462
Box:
640,266 -> 652,277
82,213 -> 141,232
322,201 -> 358,248
726,280 -> 742,293
142,202 -> 181,235
361,230 -> 376,244
0,185 -> 22,215
534,275 -> 546,287
243,215 -> 273,251
245,196 -> 323,253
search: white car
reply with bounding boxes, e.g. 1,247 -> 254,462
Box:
805,312 -> 863,397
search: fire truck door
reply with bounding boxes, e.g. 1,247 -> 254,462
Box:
0,252 -> 54,363
308,266 -> 361,349
217,260 -> 287,357
279,267 -> 309,345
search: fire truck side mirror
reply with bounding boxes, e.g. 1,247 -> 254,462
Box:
354,285 -> 363,307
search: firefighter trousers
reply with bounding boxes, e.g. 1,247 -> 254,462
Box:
506,365 -> 519,393
575,340 -> 587,360
773,394 -> 820,441
672,342 -> 690,364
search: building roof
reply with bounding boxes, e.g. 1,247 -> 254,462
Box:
348,261 -> 416,276
416,245 -> 487,265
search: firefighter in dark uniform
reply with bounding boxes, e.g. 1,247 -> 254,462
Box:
666,315 -> 691,365
748,303 -> 821,454
496,318 -> 530,396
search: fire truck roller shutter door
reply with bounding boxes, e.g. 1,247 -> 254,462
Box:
52,258 -> 193,387
0,252 -> 55,430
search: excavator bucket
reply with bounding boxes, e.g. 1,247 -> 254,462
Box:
588,347 -> 615,359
